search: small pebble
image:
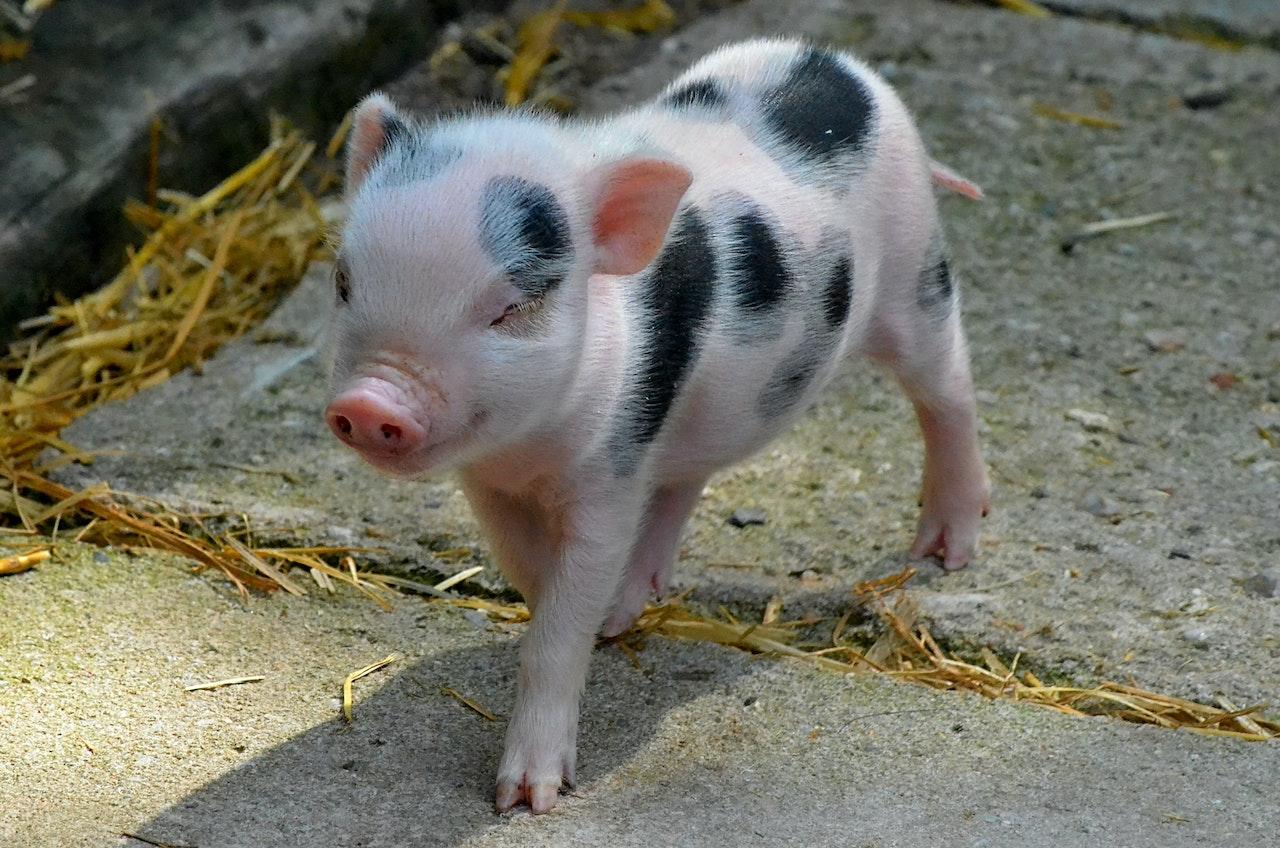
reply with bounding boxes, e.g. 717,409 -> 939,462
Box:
1065,408 -> 1118,434
1182,85 -> 1234,110
93,552 -> 109,565
1241,570 -> 1279,599
728,508 -> 767,528
1078,491 -> 1121,518
1143,330 -> 1186,353
1181,627 -> 1211,647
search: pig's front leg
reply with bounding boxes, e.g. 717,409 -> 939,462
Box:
493,488 -> 644,814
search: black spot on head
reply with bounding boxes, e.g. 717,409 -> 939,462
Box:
917,255 -> 953,315
369,127 -> 461,190
381,112 -> 409,148
480,176 -> 573,298
663,79 -> 727,110
821,255 -> 853,329
728,208 -> 791,315
759,345 -> 822,420
763,47 -> 876,164
613,208 -> 717,475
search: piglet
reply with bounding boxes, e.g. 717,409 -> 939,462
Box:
325,38 -> 989,813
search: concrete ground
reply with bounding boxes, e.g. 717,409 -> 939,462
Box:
2,0 -> 1278,846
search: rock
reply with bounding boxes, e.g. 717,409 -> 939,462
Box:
1241,570 -> 1280,599
1078,492 -> 1121,518
1182,84 -> 1235,110
1142,330 -> 1186,353
1065,408 -> 1119,434
1181,627 -> 1212,647
727,508 -> 767,528
0,0 -> 504,337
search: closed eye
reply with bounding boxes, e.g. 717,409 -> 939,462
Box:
490,297 -> 544,327
335,267 -> 352,304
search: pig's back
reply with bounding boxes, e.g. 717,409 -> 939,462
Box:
600,39 -> 941,482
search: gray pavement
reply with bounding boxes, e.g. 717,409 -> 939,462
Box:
2,0 -> 1278,845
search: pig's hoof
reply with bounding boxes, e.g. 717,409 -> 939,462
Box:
601,572 -> 662,638
911,488 -> 990,571
601,597 -> 646,638
495,746 -> 575,814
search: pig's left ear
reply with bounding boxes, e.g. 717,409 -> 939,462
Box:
588,158 -> 693,276
346,93 -> 408,195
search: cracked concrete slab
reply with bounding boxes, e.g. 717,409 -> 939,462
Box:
4,0 -> 1278,845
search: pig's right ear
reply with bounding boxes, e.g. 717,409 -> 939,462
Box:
346,93 -> 408,195
589,158 -> 693,276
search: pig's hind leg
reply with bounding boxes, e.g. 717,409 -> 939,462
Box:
601,479 -> 707,638
869,249 -> 989,570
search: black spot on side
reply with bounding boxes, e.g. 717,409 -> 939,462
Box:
663,79 -> 727,110
917,255 -> 953,315
759,344 -> 823,420
480,176 -> 573,298
763,47 -> 875,164
729,209 -> 791,314
821,255 -> 853,329
613,208 -> 716,475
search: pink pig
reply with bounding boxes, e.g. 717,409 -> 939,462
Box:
326,38 -> 989,813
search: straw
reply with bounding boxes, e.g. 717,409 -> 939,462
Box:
184,675 -> 265,692
342,654 -> 400,723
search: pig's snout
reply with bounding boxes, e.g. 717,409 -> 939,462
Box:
326,379 -> 427,457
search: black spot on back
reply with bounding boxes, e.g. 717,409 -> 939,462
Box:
663,79 -> 727,110
729,209 -> 791,314
480,176 -> 573,298
917,255 -> 953,315
821,255 -> 853,329
763,47 -> 875,164
613,208 -> 716,475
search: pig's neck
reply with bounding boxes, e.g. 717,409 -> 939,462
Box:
462,270 -> 635,497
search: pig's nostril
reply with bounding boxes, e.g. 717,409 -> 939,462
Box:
334,415 -> 353,437
380,423 -> 402,442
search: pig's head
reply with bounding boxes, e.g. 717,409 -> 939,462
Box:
325,94 -> 692,477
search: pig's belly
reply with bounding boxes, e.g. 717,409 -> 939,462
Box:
648,333 -> 853,483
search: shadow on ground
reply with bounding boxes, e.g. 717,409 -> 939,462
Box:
132,637 -> 739,847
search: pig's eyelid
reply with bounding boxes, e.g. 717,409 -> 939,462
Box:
489,296 -> 544,327
508,297 -> 543,315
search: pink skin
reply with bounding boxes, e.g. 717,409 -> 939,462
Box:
326,378 -> 427,465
